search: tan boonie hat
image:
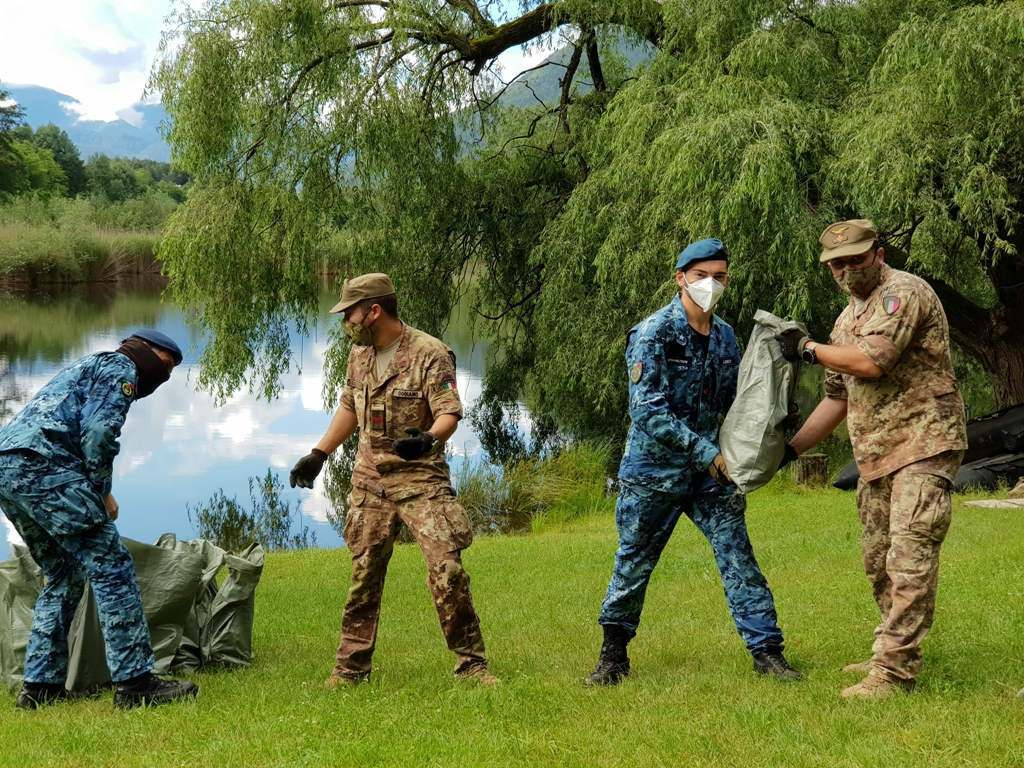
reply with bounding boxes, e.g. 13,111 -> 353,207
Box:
819,219 -> 878,262
330,273 -> 396,314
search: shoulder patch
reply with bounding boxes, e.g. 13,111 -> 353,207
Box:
883,295 -> 901,315
121,381 -> 135,399
442,379 -> 457,391
629,361 -> 643,384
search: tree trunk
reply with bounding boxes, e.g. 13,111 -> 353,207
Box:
796,454 -> 830,486
928,272 -> 1024,407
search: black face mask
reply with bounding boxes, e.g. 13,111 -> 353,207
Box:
116,338 -> 171,398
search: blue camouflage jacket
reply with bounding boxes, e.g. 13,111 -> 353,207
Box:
0,352 -> 138,496
618,296 -> 741,494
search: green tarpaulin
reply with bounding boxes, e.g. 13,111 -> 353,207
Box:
1,536 -> 263,693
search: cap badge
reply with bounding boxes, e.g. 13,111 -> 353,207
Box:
830,226 -> 850,244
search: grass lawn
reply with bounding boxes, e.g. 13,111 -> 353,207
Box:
3,481 -> 1024,766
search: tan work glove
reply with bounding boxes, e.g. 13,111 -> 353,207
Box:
103,493 -> 119,521
708,454 -> 734,487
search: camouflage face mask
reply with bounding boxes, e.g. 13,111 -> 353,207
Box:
833,256 -> 881,298
342,319 -> 375,346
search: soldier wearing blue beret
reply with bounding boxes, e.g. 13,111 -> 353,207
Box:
584,240 -> 800,685
0,330 -> 199,709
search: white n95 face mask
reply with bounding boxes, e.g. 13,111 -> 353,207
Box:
684,276 -> 726,312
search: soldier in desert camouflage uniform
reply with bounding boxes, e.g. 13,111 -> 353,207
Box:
776,219 -> 967,700
289,273 -> 497,687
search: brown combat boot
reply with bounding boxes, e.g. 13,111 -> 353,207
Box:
841,672 -> 914,700
456,664 -> 501,687
842,660 -> 873,674
324,670 -> 370,690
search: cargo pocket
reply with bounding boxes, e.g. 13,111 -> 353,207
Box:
432,497 -> 474,552
905,474 -> 952,544
343,490 -> 367,556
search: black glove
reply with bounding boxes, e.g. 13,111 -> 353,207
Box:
774,328 -> 810,362
394,428 -> 436,461
290,448 -> 327,489
782,402 -> 801,429
778,444 -> 799,470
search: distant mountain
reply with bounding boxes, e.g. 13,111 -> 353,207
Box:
3,85 -> 170,162
498,37 -> 654,110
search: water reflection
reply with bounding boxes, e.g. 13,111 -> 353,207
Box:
0,279 -> 497,550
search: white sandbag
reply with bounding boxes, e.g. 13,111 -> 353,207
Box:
719,310 -> 806,494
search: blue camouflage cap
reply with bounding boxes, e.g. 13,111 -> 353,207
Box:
126,329 -> 183,366
675,238 -> 729,272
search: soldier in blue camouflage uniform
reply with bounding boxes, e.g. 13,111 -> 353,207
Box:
0,329 -> 199,709
585,240 -> 800,685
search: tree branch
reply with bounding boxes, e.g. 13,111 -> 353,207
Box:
283,32 -> 395,106
555,40 -> 584,136
786,4 -> 841,63
584,27 -> 606,93
445,0 -> 495,33
426,1 -> 663,73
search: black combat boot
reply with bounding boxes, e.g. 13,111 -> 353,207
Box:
114,672 -> 199,709
15,683 -> 79,710
583,624 -> 631,686
752,649 -> 802,680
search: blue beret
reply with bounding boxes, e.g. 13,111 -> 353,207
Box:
127,329 -> 183,366
675,239 -> 729,272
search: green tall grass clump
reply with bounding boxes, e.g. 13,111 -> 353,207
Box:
0,196 -> 164,284
455,442 -> 615,535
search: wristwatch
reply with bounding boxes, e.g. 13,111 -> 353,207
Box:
423,431 -> 438,450
801,341 -> 819,365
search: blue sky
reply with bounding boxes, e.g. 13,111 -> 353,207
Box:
0,0 -> 558,124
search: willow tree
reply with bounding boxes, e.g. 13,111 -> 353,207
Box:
152,0 -> 1024,439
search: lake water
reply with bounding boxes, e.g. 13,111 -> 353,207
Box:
0,278 -> 511,551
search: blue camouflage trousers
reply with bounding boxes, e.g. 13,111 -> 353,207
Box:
0,451 -> 154,684
599,479 -> 784,654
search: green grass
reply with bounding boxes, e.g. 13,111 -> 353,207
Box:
4,481 -> 1024,766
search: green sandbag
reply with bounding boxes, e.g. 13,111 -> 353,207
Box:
3,534 -> 264,691
719,310 -> 807,494
66,537 -> 205,691
156,534 -> 226,673
0,544 -> 43,693
203,543 -> 264,668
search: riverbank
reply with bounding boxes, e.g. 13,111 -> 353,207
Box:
0,197 -> 164,287
3,482 -> 1022,766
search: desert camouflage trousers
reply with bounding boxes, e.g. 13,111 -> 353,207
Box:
0,451 -> 154,684
333,485 -> 487,678
856,449 -> 963,682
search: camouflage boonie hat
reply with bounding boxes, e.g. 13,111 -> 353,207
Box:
819,219 -> 878,262
330,273 -> 396,314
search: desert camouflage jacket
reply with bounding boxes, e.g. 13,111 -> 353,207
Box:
340,324 -> 463,501
825,264 -> 968,481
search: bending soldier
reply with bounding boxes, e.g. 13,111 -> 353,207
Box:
0,330 -> 199,709
777,219 -> 967,699
586,240 -> 800,686
290,273 -> 498,687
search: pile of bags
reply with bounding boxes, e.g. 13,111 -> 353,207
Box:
0,535 -> 263,693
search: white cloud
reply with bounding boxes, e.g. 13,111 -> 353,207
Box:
2,516 -> 23,550
0,0 -> 564,125
0,0 -> 173,122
